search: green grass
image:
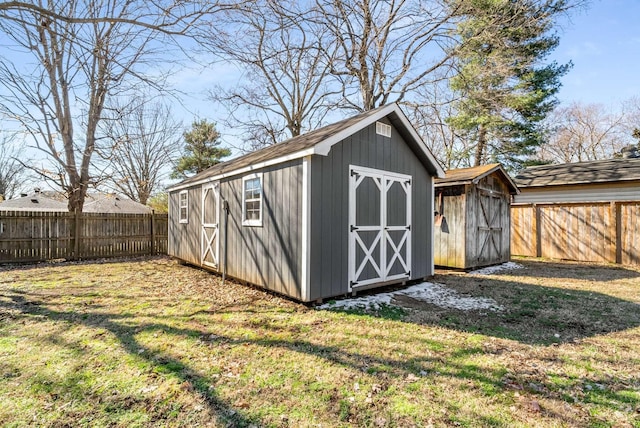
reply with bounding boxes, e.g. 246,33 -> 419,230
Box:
0,257 -> 639,427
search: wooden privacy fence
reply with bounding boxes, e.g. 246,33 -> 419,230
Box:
0,211 -> 168,263
511,202 -> 640,265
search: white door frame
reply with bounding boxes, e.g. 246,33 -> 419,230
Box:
348,165 -> 412,291
201,182 -> 220,269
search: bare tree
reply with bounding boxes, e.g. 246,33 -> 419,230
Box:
0,0 -> 240,212
538,102 -> 627,163
208,0 -> 339,149
404,81 -> 475,170
316,0 -> 459,112
0,133 -> 28,200
100,99 -> 182,205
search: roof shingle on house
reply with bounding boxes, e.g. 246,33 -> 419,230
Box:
0,191 -> 67,212
514,158 -> 640,188
0,191 -> 151,214
170,103 -> 444,191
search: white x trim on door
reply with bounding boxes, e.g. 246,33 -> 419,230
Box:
201,182 -> 220,269
348,165 -> 412,291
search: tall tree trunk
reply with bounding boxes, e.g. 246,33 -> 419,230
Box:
474,124 -> 487,166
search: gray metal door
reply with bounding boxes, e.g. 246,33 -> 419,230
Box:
348,165 -> 412,290
201,182 -> 220,269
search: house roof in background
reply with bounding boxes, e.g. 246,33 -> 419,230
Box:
514,158 -> 640,188
0,192 -> 67,212
435,163 -> 519,194
0,191 -> 151,214
169,103 -> 445,191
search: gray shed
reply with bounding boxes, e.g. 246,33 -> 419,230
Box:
433,164 -> 519,269
167,104 -> 444,302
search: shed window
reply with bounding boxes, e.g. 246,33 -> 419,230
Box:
179,191 -> 188,223
242,173 -> 263,226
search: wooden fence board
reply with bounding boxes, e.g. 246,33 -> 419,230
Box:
511,202 -> 640,265
0,211 -> 168,263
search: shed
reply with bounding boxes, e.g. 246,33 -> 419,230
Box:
511,158 -> 640,264
433,164 -> 519,269
167,103 -> 445,302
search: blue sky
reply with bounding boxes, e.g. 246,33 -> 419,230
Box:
551,0 -> 640,106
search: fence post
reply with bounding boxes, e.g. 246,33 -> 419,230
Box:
73,209 -> 81,260
614,202 -> 622,264
534,204 -> 542,257
150,212 -> 156,255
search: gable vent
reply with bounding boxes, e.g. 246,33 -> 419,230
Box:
376,121 -> 391,138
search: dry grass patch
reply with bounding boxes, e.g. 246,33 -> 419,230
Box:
0,257 -> 638,427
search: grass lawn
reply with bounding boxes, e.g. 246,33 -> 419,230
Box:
0,256 -> 638,427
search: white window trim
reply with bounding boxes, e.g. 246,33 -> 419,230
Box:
179,190 -> 188,224
242,172 -> 263,227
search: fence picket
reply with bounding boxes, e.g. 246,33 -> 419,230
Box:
511,202 -> 640,265
0,211 -> 168,263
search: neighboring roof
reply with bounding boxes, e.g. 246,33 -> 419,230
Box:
514,158 -> 640,188
83,193 -> 151,214
169,103 -> 445,191
0,191 -> 151,214
435,163 -> 519,194
0,192 -> 67,212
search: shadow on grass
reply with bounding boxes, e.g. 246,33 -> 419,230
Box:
1,286 -> 638,426
326,276 -> 640,346
504,259 -> 640,281
2,292 -> 259,427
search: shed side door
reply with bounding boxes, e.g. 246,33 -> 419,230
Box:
348,165 -> 412,291
201,182 -> 220,269
477,188 -> 504,264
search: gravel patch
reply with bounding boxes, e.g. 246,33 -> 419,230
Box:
319,281 -> 503,312
469,262 -> 524,275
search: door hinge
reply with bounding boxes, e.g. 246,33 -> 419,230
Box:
350,225 -> 359,232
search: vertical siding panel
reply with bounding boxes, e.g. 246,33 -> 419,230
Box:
331,140 -> 343,297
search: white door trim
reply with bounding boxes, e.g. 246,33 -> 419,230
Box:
201,182 -> 220,269
348,165 -> 412,291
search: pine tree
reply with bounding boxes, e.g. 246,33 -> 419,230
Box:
171,120 -> 231,179
447,0 -> 572,170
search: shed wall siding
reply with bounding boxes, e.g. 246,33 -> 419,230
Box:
219,160 -> 303,300
433,192 -> 466,268
168,161 -> 303,300
168,187 -> 202,265
514,182 -> 640,204
309,118 -> 434,300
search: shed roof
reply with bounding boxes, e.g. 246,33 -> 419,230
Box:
169,103 -> 445,191
514,158 -> 640,188
435,164 -> 519,194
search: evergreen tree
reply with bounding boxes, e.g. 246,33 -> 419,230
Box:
171,120 -> 231,178
447,0 -> 572,170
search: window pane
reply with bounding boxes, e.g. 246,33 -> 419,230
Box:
243,176 -> 262,224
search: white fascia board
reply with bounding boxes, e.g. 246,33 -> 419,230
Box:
167,148 -> 316,192
311,104 -> 398,156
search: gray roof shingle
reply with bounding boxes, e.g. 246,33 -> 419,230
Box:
169,104 -> 444,190
514,158 -> 640,188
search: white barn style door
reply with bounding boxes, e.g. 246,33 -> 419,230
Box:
201,182 -> 220,269
348,165 -> 412,291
